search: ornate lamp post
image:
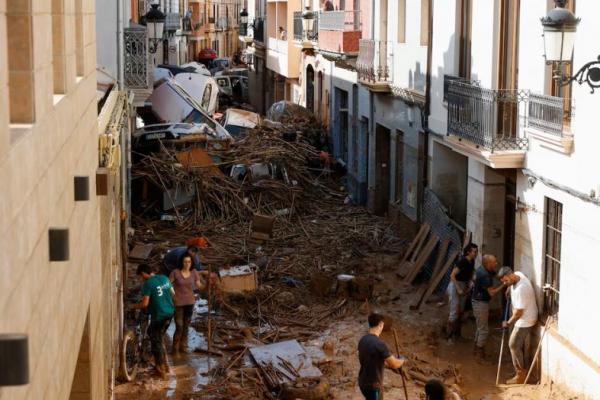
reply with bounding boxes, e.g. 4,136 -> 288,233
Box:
302,7 -> 315,41
542,0 -> 600,93
145,3 -> 166,54
240,8 -> 249,36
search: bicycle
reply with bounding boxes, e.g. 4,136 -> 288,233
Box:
119,308 -> 152,382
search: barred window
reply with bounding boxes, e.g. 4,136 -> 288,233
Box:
543,197 -> 562,316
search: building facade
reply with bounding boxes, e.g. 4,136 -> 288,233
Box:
426,0 -> 600,397
0,0 -> 121,399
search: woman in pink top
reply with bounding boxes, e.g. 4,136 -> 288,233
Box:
169,255 -> 205,355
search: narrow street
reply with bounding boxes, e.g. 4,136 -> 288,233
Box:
114,132 -> 574,399
2,1 -> 598,400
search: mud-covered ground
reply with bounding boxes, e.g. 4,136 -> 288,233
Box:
114,251 -> 579,400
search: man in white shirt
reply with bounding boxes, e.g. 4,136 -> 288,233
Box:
498,267 -> 538,385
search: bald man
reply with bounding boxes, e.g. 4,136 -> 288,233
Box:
471,254 -> 506,361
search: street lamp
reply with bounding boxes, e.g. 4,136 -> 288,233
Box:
240,8 -> 249,36
541,0 -> 600,94
145,3 -> 166,54
302,7 -> 315,41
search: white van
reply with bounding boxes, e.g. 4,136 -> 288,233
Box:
174,72 -> 219,115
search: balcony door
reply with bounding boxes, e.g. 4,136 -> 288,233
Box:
497,0 -> 520,140
379,0 -> 388,41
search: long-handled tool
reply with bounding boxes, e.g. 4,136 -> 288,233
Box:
523,316 -> 553,386
496,298 -> 511,386
392,328 -> 409,400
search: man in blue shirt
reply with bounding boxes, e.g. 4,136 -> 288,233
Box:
162,245 -> 201,275
471,254 -> 506,361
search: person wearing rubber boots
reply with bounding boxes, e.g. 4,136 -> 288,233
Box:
446,243 -> 478,341
133,264 -> 175,379
357,313 -> 406,399
471,254 -> 506,362
498,267 -> 538,384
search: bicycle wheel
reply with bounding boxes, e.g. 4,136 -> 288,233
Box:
119,330 -> 139,382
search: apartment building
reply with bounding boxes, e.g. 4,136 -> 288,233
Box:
293,1 -> 369,205
427,0 -> 600,396
186,0 -> 244,60
0,0 -> 122,398
355,0 -> 430,217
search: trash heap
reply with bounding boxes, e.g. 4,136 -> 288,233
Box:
132,122 -> 331,224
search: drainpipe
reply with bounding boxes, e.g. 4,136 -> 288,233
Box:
419,0 -> 433,222
117,0 -> 124,89
367,0 -> 375,209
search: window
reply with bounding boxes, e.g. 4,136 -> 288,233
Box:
543,197 -> 562,316
217,78 -> 229,87
75,0 -> 84,76
201,85 -> 212,110
7,0 -> 36,123
420,0 -> 430,46
458,0 -> 472,79
52,0 -> 66,94
337,89 -> 349,163
397,0 -> 406,43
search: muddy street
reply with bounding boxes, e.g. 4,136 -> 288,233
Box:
114,198 -> 572,400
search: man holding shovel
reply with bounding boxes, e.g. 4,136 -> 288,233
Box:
498,267 -> 538,384
358,313 -> 406,399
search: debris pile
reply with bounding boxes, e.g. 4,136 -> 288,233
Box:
126,110 -> 467,399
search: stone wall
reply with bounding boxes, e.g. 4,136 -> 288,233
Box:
0,0 -> 110,399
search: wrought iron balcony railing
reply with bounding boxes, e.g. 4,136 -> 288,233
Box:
182,16 -> 193,33
216,16 -> 228,30
357,40 -> 391,84
124,25 -> 150,90
293,12 -> 303,41
318,10 -> 360,31
446,81 -> 529,151
528,93 -> 570,137
165,12 -> 181,31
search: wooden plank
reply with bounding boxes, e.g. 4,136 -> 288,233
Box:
410,224 -> 431,263
398,223 -> 430,274
404,235 -> 439,283
129,243 -> 154,260
420,250 -> 460,306
410,240 -> 450,310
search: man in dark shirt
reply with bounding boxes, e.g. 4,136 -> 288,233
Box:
446,243 -> 478,340
162,245 -> 201,275
358,313 -> 405,399
471,254 -> 506,361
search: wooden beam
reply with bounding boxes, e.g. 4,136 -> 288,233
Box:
404,234 -> 439,284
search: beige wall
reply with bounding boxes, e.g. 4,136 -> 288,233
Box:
0,0 -> 109,399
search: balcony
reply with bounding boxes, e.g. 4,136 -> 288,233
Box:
446,81 -> 529,168
357,40 -> 392,92
165,13 -> 181,32
182,16 -> 193,34
123,25 -> 151,104
317,10 -> 361,54
527,93 -> 573,153
216,16 -> 229,30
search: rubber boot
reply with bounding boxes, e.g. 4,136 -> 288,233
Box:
155,363 -> 167,380
171,337 -> 180,356
506,368 -> 527,385
453,319 -> 463,340
474,346 -> 492,364
179,332 -> 188,353
445,321 -> 455,340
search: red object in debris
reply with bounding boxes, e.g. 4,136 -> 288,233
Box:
187,236 -> 209,248
198,48 -> 217,59
319,151 -> 331,168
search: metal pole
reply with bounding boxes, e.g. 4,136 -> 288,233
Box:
496,298 -> 511,386
392,328 -> 409,400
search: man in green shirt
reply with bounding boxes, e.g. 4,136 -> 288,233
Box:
133,264 -> 175,379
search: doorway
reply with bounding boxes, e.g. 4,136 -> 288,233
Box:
306,65 -> 315,112
374,124 -> 391,216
